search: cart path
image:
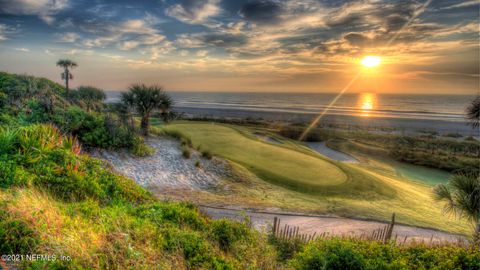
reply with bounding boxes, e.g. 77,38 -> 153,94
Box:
200,206 -> 467,244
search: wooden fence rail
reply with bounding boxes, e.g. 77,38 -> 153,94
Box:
271,213 -> 397,244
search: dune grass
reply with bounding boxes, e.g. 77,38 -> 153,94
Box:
157,121 -> 471,234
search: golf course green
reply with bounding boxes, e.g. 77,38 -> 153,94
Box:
158,121 -> 470,234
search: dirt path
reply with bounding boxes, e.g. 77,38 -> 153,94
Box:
200,206 -> 466,244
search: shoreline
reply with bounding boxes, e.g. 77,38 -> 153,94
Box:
175,106 -> 477,136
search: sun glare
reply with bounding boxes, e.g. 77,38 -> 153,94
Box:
358,93 -> 377,117
361,56 -> 381,68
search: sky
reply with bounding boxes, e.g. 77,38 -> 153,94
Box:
0,0 -> 478,94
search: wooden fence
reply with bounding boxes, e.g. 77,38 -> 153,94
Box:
272,213 -> 397,244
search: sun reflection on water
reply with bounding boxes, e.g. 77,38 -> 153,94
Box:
358,93 -> 377,117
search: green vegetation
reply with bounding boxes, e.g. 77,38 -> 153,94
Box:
70,85 -> 106,112
0,71 -> 151,154
466,96 -> 480,128
434,172 -> 480,239
0,71 -> 478,268
0,124 -> 276,268
0,122 -> 477,269
289,238 -> 479,270
121,84 -> 173,136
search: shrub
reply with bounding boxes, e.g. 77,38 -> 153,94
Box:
202,149 -> 213,160
131,136 -> 154,157
289,238 -> 480,270
181,145 -> 191,159
55,106 -> 135,149
162,228 -> 234,269
290,239 -> 365,270
134,202 -> 206,229
270,236 -> 305,262
210,219 -> 251,252
195,160 -> 201,168
0,156 -> 31,188
0,211 -> 40,254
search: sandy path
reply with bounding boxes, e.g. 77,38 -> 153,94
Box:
306,142 -> 358,163
201,206 -> 466,244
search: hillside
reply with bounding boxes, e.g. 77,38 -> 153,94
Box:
0,72 -> 478,269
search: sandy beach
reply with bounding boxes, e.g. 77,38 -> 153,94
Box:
176,106 -> 478,136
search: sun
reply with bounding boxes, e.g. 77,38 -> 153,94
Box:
361,56 -> 381,68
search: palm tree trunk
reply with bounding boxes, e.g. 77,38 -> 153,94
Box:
140,114 -> 150,136
65,68 -> 70,96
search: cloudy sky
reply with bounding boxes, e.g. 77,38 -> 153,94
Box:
0,0 -> 478,94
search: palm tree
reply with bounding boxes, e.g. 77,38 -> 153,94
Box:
56,59 -> 78,96
434,172 -> 480,238
466,96 -> 480,129
121,84 -> 172,136
159,94 -> 173,123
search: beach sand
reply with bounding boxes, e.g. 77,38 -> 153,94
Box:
176,106 -> 477,136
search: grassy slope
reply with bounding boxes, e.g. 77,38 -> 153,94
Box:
158,121 -> 470,234
0,124 -> 275,269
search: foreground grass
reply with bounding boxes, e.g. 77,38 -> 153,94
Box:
0,124 -> 277,269
0,124 -> 477,269
157,121 -> 471,234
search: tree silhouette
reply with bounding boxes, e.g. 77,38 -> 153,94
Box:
56,59 -> 77,96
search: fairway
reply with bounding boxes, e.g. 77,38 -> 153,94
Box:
161,122 -> 395,197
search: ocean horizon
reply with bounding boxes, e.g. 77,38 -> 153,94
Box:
106,91 -> 475,122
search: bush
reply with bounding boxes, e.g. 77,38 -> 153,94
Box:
270,236 -> 305,262
55,107 -> 135,149
181,145 -> 191,159
202,150 -> 213,160
210,219 -> 251,252
131,136 -> 154,157
289,238 -> 480,270
162,228 -> 234,269
0,124 -> 152,203
0,211 -> 40,254
134,202 -> 206,229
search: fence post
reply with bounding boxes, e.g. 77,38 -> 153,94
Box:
385,213 -> 396,243
273,217 -> 278,236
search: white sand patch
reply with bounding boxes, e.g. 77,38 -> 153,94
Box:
92,138 -> 228,190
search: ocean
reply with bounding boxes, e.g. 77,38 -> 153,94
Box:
107,92 -> 475,122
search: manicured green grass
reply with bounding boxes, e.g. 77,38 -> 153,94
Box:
161,122 -> 395,198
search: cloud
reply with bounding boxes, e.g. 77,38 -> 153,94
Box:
80,17 -> 166,51
239,0 -> 284,24
15,47 -> 29,52
166,0 -> 221,24
176,32 -> 249,49
441,0 -> 480,10
196,50 -> 209,57
0,0 -> 69,24
56,32 -> 80,43
0,23 -> 16,41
